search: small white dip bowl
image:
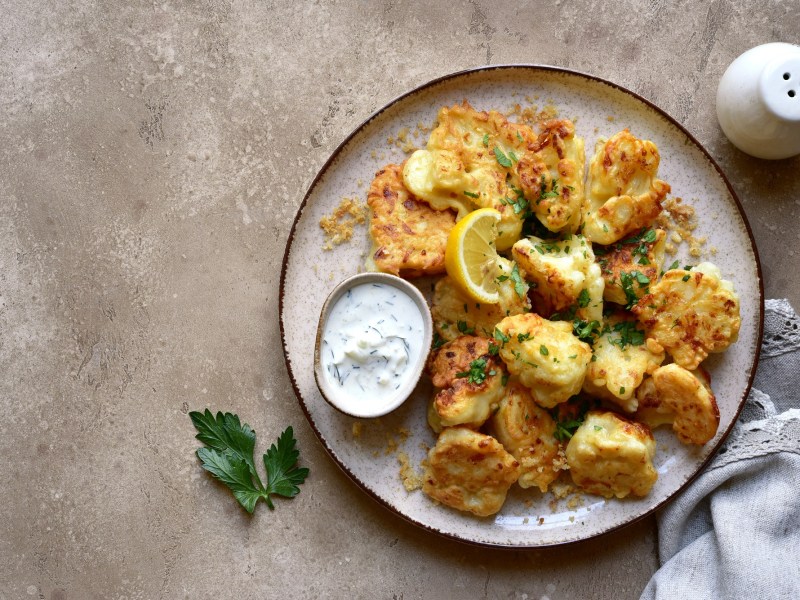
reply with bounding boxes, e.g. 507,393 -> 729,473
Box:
314,272 -> 433,418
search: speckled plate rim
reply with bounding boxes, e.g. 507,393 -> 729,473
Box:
279,64 -> 765,548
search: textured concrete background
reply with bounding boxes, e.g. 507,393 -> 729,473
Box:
1,1 -> 798,598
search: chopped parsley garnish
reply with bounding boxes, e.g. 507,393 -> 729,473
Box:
488,342 -> 500,356
493,327 -> 510,345
432,332 -> 446,350
682,274 -> 691,282
573,318 -> 602,344
510,263 -> 527,299
189,409 -> 309,513
482,133 -> 489,147
553,418 -> 583,442
517,332 -> 531,342
577,288 -> 591,308
494,146 -> 513,168
456,358 -> 491,385
620,270 -> 650,309
608,320 -> 646,349
463,190 -> 480,199
456,320 -> 475,335
539,344 -> 549,356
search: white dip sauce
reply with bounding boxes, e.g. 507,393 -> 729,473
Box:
320,282 -> 426,413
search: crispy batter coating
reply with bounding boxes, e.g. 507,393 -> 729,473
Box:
422,427 -> 520,517
489,381 -> 563,492
595,228 -> 667,305
511,234 -> 604,322
635,364 -> 720,445
366,163 -> 456,277
427,335 -> 506,428
495,313 -> 592,408
402,102 -> 536,250
431,259 -> 530,343
566,410 -> 658,499
632,262 -> 741,369
582,130 -> 670,245
517,118 -> 586,233
582,312 -> 665,412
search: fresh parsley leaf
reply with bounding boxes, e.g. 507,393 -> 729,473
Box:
517,332 -> 531,342
432,331 -> 446,350
190,409 -> 309,513
608,320 -> 645,349
577,288 -> 591,308
463,190 -> 480,199
682,274 -> 691,282
510,263 -> 527,299
539,344 -> 549,356
493,327 -> 510,345
494,146 -> 513,168
482,133 -> 489,147
457,320 -> 475,335
572,318 -> 602,344
456,358 -> 490,385
668,260 -> 680,271
553,418 -> 583,442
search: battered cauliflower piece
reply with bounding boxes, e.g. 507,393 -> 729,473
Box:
566,411 -> 658,499
635,364 -> 720,445
366,163 -> 457,277
594,228 -> 667,306
582,312 -> 665,412
632,262 -> 741,369
495,313 -> 592,408
403,102 -> 535,250
422,427 -> 520,517
428,336 -> 506,428
517,118 -> 586,233
489,381 -> 563,492
512,234 -> 604,322
581,130 -> 671,245
431,258 -> 530,342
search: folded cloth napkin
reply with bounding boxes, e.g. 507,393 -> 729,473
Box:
641,299 -> 800,600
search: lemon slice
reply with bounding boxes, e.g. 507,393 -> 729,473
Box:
445,207 -> 502,304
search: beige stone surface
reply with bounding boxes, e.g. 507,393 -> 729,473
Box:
1,1 -> 798,598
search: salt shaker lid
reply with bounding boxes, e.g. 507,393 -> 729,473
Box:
760,52 -> 800,122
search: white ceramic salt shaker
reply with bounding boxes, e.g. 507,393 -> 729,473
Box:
716,42 -> 800,160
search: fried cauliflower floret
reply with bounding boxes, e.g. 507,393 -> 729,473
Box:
632,262 -> 741,369
489,381 -> 562,492
635,364 -> 720,445
496,313 -> 592,408
422,427 -> 520,517
581,130 -> 670,245
428,336 -> 506,428
582,312 -> 665,412
511,234 -> 604,322
366,163 -> 457,277
517,118 -> 586,233
595,228 -> 667,305
566,410 -> 658,499
403,102 -> 535,250
431,259 -> 530,342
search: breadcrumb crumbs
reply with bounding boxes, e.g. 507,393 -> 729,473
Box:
319,197 -> 367,250
656,197 -> 708,259
352,421 -> 363,438
398,451 -> 423,491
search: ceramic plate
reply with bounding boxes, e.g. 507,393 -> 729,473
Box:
279,65 -> 763,547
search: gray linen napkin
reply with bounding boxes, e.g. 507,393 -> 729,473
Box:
641,299 -> 800,600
